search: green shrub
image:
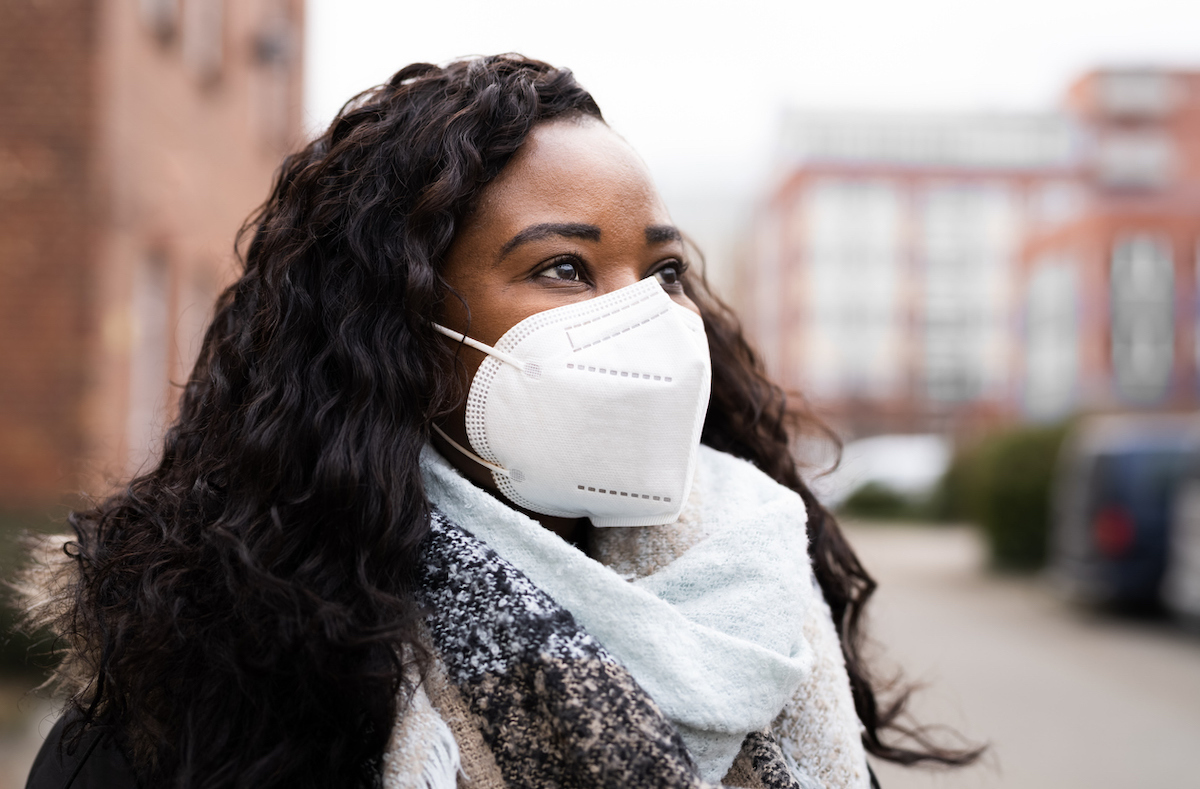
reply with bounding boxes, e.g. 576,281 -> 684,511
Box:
839,481 -> 913,519
838,481 -> 939,521
969,422 -> 1071,571
927,442 -> 983,523
0,509 -> 66,680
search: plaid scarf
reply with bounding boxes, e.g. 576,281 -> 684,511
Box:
389,511 -> 812,789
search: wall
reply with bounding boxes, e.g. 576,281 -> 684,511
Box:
0,0 -> 305,507
0,0 -> 97,506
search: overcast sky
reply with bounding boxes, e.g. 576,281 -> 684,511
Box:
307,0 -> 1197,182
304,0 -> 1199,286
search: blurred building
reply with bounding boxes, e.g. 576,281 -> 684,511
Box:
1022,71 -> 1200,421
741,68 -> 1200,437
0,0 -> 304,509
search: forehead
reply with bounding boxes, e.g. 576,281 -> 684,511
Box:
467,118 -> 670,234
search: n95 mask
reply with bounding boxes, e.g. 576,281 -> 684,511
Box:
432,276 -> 711,527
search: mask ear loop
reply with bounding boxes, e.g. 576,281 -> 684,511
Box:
431,323 -> 527,372
430,322 -> 515,478
429,423 -> 510,477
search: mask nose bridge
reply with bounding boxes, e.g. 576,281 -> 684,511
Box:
565,288 -> 673,351
432,277 -> 666,368
597,266 -> 650,295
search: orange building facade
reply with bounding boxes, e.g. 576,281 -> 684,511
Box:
1021,71 -> 1200,421
0,0 -> 304,508
741,68 -> 1200,438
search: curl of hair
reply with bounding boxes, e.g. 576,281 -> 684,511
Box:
35,54 -> 976,787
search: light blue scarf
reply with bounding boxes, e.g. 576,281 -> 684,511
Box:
421,444 -> 816,782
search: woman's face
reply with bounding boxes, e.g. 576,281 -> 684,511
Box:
435,116 -> 698,501
439,115 -> 698,365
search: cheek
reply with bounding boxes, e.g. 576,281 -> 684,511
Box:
671,292 -> 702,316
454,346 -> 490,384
452,279 -> 563,348
436,295 -> 515,385
463,301 -> 521,349
436,291 -> 470,335
438,272 -> 508,343
433,290 -> 490,391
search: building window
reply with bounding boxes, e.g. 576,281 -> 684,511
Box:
1030,180 -> 1086,227
140,0 -> 181,43
1111,235 -> 1174,404
249,0 -> 297,150
1097,132 -> 1174,189
182,0 -> 225,84
1024,259 -> 1079,419
1097,71 -> 1177,118
173,265 -> 218,387
1194,239 -> 1200,390
919,183 -> 1018,403
802,179 -> 903,399
126,253 -> 170,472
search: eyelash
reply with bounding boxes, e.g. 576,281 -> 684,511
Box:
536,255 -> 588,282
533,256 -> 689,287
654,260 -> 689,290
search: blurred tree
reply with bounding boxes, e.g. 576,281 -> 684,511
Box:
839,481 -> 931,521
0,510 -> 63,681
971,423 -> 1072,570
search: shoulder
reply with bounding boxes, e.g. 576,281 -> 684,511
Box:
26,713 -> 141,789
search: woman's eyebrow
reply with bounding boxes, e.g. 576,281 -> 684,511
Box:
499,222 -> 601,260
645,225 -> 682,245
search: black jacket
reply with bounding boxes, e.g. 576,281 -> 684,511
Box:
26,714 -> 139,789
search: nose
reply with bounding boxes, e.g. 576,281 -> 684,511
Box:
594,262 -> 648,296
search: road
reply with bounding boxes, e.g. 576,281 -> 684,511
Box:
844,522 -> 1200,789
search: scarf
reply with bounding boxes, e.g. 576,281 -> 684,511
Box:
397,444 -> 870,789
390,509 -> 815,789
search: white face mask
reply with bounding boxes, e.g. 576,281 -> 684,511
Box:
432,277 -> 712,527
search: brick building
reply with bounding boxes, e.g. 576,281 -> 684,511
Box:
740,68 -> 1200,438
1022,70 -> 1200,420
0,0 -> 304,509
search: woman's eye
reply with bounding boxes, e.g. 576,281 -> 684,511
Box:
654,265 -> 682,287
538,260 -> 583,282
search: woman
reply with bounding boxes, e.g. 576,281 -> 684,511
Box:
24,55 -> 977,788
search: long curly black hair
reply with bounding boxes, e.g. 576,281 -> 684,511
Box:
48,54 -> 977,787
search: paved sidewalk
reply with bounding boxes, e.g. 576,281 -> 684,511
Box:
0,681 -> 53,789
844,522 -> 1200,789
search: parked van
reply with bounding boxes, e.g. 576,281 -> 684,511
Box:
1051,414 -> 1200,608
1164,462 -> 1200,621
